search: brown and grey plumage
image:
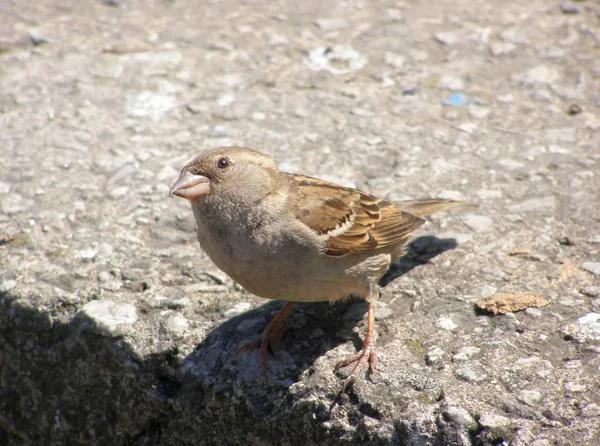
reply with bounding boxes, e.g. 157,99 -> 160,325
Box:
170,146 -> 467,390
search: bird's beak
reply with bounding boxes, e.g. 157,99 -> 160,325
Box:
170,170 -> 211,200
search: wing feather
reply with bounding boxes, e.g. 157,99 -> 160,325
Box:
283,173 -> 425,257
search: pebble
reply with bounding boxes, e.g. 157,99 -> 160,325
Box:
517,389 -> 542,406
511,356 -> 553,378
314,18 -> 350,31
166,297 -> 191,310
108,186 -> 130,200
581,403 -> 600,418
182,283 -> 228,294
437,75 -> 464,91
305,46 -> 367,75
452,346 -> 481,362
383,52 -> 406,69
79,300 -> 138,337
478,413 -> 512,429
0,280 -> 17,293
425,347 -> 445,366
517,65 -> 560,85
563,313 -> 600,343
442,406 -> 477,430
490,41 -> 516,56
455,366 -> 487,383
224,302 -> 252,317
1,193 -> 35,215
162,313 -> 189,335
581,262 -> 600,276
434,30 -> 462,46
580,286 -> 600,297
467,105 -> 491,120
78,248 -> 98,262
437,316 -> 458,331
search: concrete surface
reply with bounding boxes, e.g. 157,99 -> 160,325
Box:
1,0 -> 599,444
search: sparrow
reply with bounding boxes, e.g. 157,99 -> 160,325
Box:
170,146 -> 466,390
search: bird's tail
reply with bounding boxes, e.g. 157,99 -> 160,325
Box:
397,199 -> 475,217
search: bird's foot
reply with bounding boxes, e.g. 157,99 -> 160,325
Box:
234,302 -> 293,382
334,302 -> 378,393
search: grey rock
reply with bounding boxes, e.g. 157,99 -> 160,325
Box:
579,286 -> 600,297
426,346 -> 446,366
452,346 -> 481,362
305,46 -> 367,75
455,366 -> 487,382
563,313 -> 600,343
582,262 -> 600,276
0,279 -> 17,293
383,51 -> 406,69
78,300 -> 138,337
314,18 -> 350,31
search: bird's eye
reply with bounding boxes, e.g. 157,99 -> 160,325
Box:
217,157 -> 229,169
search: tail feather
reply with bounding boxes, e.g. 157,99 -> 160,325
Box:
397,199 -> 476,218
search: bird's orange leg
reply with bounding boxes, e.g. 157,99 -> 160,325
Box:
235,301 -> 294,381
334,301 -> 378,392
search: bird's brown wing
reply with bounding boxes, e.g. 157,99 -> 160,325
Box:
283,173 -> 425,257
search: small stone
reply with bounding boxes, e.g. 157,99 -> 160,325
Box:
582,403 -> 600,417
453,346 -> 481,362
580,286 -> 600,297
567,104 -> 582,115
560,3 -> 579,14
467,105 -> 491,120
437,76 -> 464,91
78,248 -> 98,262
478,413 -> 512,429
29,29 -> 48,46
383,52 -> 406,69
511,356 -> 553,378
437,316 -> 457,331
518,65 -> 560,85
442,406 -> 477,430
167,297 -> 191,310
455,366 -> 487,382
374,302 -> 393,320
582,262 -> 600,276
108,186 -> 129,199
0,280 -> 17,293
314,18 -> 350,31
224,302 -> 252,317
305,45 -> 366,75
1,193 -> 35,215
425,347 -> 445,366
517,389 -> 542,406
162,313 -> 189,335
462,214 -> 494,233
434,30 -> 462,46
182,283 -> 228,294
79,300 -> 138,337
563,313 -> 600,343
490,41 -> 516,56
